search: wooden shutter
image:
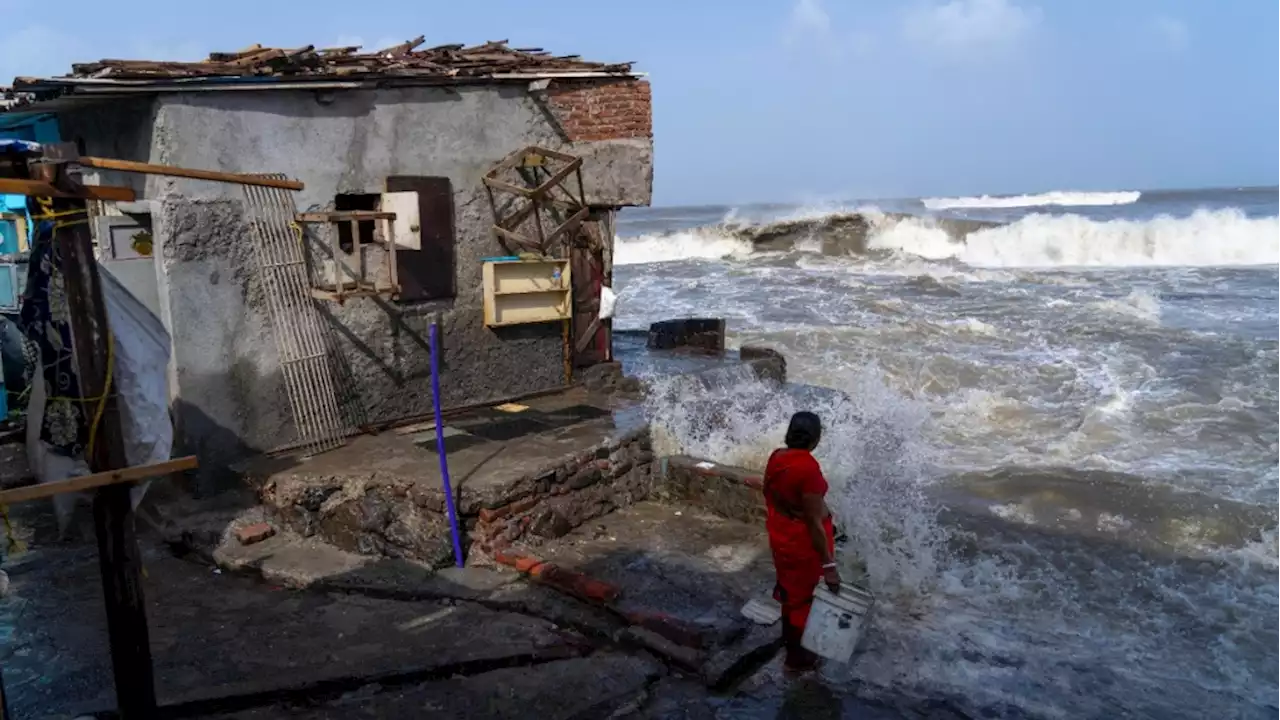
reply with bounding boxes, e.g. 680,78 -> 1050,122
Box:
385,176 -> 455,301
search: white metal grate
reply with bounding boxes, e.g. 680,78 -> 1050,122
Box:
242,179 -> 346,455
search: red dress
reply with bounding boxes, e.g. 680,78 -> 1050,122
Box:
764,448 -> 835,632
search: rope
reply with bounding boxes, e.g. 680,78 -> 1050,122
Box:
0,505 -> 24,555
83,327 -> 114,462
32,197 -> 88,231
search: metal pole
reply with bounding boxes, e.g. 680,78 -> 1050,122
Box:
429,321 -> 465,567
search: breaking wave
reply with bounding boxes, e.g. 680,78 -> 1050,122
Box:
922,190 -> 1142,210
891,209 -> 1279,268
614,229 -> 754,265
615,207 -> 1279,269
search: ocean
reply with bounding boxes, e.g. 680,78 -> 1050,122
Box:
611,187 -> 1279,718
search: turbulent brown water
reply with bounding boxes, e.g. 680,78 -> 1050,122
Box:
613,188 -> 1279,719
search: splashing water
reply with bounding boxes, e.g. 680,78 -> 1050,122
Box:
643,364 -> 948,597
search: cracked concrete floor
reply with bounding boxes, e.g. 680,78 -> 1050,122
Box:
0,497 -> 945,719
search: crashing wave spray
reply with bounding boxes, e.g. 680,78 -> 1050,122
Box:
643,363 -> 948,596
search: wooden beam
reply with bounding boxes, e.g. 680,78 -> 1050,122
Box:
0,456 -> 197,505
482,175 -> 537,199
0,178 -> 136,202
531,155 -> 583,197
77,157 -> 305,191
53,189 -> 158,717
296,211 -> 396,223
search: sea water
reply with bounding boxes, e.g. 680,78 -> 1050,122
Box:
615,187 -> 1279,719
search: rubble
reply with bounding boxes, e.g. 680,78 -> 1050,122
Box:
16,39 -> 634,87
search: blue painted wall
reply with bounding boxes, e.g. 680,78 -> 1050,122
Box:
0,113 -> 60,318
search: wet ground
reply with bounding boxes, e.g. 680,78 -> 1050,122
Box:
0,491 -> 950,720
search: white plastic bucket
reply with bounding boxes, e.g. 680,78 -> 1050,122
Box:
801,582 -> 875,663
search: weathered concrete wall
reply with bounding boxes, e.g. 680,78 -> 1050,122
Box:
61,81 -> 652,479
150,200 -> 294,472
657,456 -> 766,525
57,97 -> 159,198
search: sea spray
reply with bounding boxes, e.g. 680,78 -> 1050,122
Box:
643,364 -> 949,597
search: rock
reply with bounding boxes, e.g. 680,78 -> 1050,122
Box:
529,509 -> 573,539
567,466 -> 602,491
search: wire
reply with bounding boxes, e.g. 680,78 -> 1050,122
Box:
0,505 -> 24,554
83,327 -> 114,462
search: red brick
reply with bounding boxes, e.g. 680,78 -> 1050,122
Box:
514,556 -> 543,574
507,496 -> 539,517
547,79 -> 652,141
536,565 -> 622,606
478,506 -> 510,523
235,522 -> 275,546
493,550 -> 522,568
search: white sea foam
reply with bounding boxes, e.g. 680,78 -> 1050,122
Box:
922,190 -> 1142,210
644,365 -> 946,596
613,229 -> 753,265
1089,289 -> 1163,324
870,209 -> 1280,268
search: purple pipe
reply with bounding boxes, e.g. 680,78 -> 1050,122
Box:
430,322 -> 465,568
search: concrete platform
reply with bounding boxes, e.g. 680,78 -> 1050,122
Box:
241,388 -> 652,567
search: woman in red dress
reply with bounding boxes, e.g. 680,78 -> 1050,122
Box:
764,411 -> 841,673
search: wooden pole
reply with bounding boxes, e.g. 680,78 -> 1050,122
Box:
51,191 -> 158,717
76,156 -> 305,191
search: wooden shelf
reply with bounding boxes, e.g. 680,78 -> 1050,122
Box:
483,259 -> 571,327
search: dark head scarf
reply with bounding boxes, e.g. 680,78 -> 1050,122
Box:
784,411 -> 822,450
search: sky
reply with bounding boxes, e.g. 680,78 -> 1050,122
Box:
0,0 -> 1275,206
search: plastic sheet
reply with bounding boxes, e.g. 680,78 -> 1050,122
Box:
26,266 -> 172,535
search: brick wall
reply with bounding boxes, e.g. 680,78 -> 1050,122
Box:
546,79 -> 652,142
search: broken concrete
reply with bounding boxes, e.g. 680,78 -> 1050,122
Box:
240,389 -> 654,567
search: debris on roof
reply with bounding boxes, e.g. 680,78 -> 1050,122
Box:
14,37 -> 635,88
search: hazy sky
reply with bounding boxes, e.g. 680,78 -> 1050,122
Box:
1,0 -> 1275,206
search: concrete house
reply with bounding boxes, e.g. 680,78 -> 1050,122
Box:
5,40 -> 653,486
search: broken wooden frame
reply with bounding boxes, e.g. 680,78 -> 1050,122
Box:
295,210 -> 401,304
482,146 -> 589,256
